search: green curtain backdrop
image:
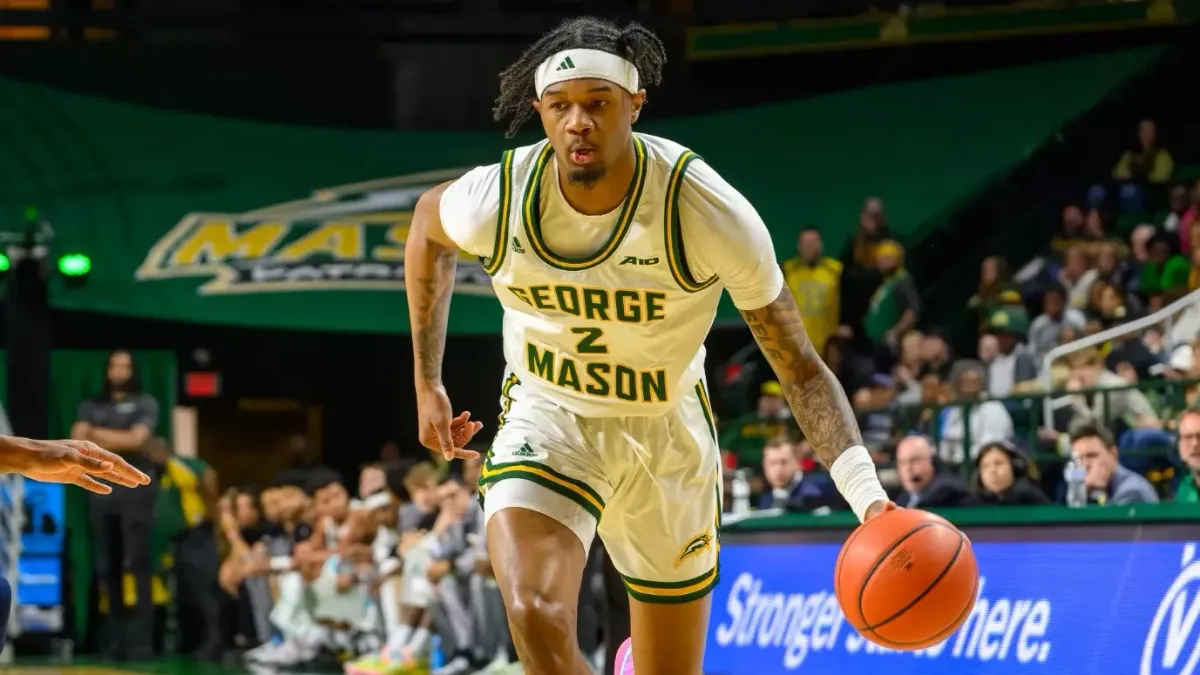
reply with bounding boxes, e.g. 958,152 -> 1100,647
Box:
0,47 -> 1159,333
0,349 -> 177,640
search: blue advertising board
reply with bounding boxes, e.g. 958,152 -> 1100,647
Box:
16,480 -> 65,626
706,539 -> 1200,675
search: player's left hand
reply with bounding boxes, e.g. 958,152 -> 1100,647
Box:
863,500 -> 898,522
11,438 -> 152,494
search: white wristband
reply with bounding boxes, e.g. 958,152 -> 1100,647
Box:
830,445 -> 889,523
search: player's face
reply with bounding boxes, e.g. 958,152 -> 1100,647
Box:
235,494 -> 259,527
315,482 -> 350,522
534,78 -> 645,187
358,466 -> 385,500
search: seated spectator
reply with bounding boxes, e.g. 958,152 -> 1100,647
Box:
757,437 -> 838,511
1064,347 -> 1160,431
426,475 -> 483,675
919,330 -> 954,380
822,335 -> 875,396
1050,204 -> 1088,256
1161,183 -> 1192,235
1029,284 -> 1087,360
938,360 -> 1014,464
719,381 -> 793,471
1139,231 -> 1190,300
1090,280 -> 1131,329
1059,245 -> 1098,310
1173,408 -> 1200,503
968,256 -> 1015,330
1180,178 -> 1200,243
1127,224 -> 1156,293
357,463 -> 387,502
899,366 -> 948,438
854,375 -> 901,455
1091,119 -> 1174,213
893,331 -> 925,406
400,462 -> 441,532
838,197 -> 890,352
893,435 -> 978,508
970,441 -> 1050,505
983,306 -> 1037,398
863,239 -> 920,365
1069,421 -> 1159,504
1093,241 -> 1131,292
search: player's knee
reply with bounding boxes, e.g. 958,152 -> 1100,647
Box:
506,589 -> 575,645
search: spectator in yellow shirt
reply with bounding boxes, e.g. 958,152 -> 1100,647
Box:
1089,119 -> 1174,214
782,228 -> 843,356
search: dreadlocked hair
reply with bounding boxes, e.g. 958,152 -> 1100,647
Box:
493,16 -> 667,138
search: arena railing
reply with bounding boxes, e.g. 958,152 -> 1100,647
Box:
1039,286 -> 1200,426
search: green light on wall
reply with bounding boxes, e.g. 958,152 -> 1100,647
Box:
58,253 -> 92,277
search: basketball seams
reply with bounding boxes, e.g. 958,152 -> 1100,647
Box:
873,562 -> 980,648
866,524 -> 964,631
853,522 -> 938,631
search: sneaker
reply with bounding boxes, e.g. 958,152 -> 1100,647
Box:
614,638 -> 634,675
245,640 -> 283,663
431,655 -> 473,675
258,640 -> 318,667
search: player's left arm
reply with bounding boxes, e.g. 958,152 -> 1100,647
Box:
678,160 -> 891,521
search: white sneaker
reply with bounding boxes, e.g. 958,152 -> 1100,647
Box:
244,641 -> 282,663
432,655 -> 473,675
258,640 -> 318,667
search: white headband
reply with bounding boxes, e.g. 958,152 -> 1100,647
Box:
534,48 -> 639,99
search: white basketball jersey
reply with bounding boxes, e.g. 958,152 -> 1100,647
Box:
481,133 -> 722,417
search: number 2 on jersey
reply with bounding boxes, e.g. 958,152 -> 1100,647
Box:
570,327 -> 609,355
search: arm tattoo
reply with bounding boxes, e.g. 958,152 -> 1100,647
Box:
412,247 -> 457,381
740,286 -> 863,467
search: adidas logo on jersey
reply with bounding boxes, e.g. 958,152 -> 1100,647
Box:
513,443 -> 537,458
555,57 -> 576,71
619,255 -> 659,266
512,237 -> 526,254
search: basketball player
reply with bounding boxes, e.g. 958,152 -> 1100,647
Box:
0,434 -> 151,645
405,17 -> 893,675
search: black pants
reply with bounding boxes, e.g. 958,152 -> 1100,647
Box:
175,524 -> 222,654
89,458 -> 160,657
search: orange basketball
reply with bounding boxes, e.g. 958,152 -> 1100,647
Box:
834,508 -> 979,650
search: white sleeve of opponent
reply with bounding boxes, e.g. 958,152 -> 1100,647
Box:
677,159 -> 785,311
438,163 -> 502,257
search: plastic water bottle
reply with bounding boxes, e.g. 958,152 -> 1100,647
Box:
732,469 -> 751,515
429,634 -> 445,670
1065,455 -> 1088,507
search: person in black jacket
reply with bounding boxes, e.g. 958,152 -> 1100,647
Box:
971,441 -> 1051,505
893,435 -> 979,508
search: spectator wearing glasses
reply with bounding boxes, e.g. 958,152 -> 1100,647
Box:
1174,408 -> 1200,503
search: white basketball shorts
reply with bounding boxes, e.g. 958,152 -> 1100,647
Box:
478,369 -> 722,604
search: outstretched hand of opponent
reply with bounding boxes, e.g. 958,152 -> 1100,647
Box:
416,384 -> 485,460
0,436 -> 152,494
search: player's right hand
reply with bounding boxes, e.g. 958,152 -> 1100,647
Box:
416,384 -> 484,460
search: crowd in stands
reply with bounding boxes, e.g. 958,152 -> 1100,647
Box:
724,117 -> 1200,515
